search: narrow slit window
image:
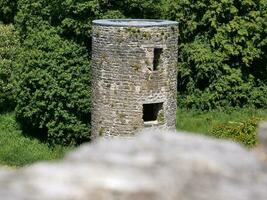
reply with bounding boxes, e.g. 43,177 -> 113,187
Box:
153,48 -> 163,71
143,103 -> 163,122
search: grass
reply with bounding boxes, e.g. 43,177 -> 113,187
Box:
0,112 -> 71,167
176,107 -> 267,134
1,107 -> 266,167
176,107 -> 267,147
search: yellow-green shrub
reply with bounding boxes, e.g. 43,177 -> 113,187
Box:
211,117 -> 261,148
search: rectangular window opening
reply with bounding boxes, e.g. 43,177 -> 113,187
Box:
153,48 -> 163,71
143,103 -> 163,123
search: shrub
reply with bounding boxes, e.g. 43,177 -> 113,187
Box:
15,0 -> 163,45
211,117 -> 260,148
15,25 -> 91,146
164,0 -> 267,109
0,112 -> 70,167
0,24 -> 19,112
0,0 -> 17,24
107,0 -> 163,18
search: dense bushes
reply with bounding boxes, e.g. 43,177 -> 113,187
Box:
0,0 -> 266,145
176,108 -> 267,148
11,0 -> 163,145
211,117 -> 260,148
0,25 -> 19,112
164,0 -> 267,109
0,0 -> 17,24
15,0 -> 162,45
15,26 -> 91,145
0,113 -> 69,167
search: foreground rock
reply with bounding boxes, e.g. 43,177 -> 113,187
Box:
259,122 -> 267,149
0,129 -> 267,200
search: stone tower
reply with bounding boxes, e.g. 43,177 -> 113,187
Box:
91,19 -> 178,138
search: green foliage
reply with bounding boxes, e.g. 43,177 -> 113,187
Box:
0,24 -> 19,112
106,0 -> 163,18
164,0 -> 267,109
12,0 -> 163,145
0,112 -> 70,167
15,0 -> 163,45
176,108 -> 267,148
1,0 -> 265,147
211,118 -> 260,148
0,0 -> 17,24
15,25 -> 91,146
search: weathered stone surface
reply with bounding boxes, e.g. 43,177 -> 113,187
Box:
0,129 -> 267,200
91,19 -> 178,138
259,122 -> 267,148
254,122 -> 267,162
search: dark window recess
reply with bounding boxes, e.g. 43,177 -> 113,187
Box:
143,103 -> 163,122
153,48 -> 163,71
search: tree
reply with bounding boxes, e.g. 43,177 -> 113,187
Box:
0,0 -> 17,24
164,0 -> 267,109
15,0 -> 163,45
15,25 -> 91,145
0,24 -> 19,112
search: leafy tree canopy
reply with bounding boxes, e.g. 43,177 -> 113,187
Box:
0,0 -> 266,145
0,0 -> 17,24
0,24 -> 19,112
15,25 -> 91,145
164,0 -> 267,109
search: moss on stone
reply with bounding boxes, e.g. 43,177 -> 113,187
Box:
99,127 -> 104,136
132,64 -> 141,71
157,110 -> 165,123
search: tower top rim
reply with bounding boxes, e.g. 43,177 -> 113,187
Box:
93,19 -> 178,27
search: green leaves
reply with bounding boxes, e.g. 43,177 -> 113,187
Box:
164,0 -> 267,110
12,0 -> 164,144
15,0 -> 163,45
0,0 -> 17,24
212,117 -> 260,148
15,25 -> 91,145
0,25 -> 19,112
1,0 -> 266,146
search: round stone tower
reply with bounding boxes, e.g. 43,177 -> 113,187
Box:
91,19 -> 178,138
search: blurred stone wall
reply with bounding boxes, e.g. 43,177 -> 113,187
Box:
1,127 -> 267,200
